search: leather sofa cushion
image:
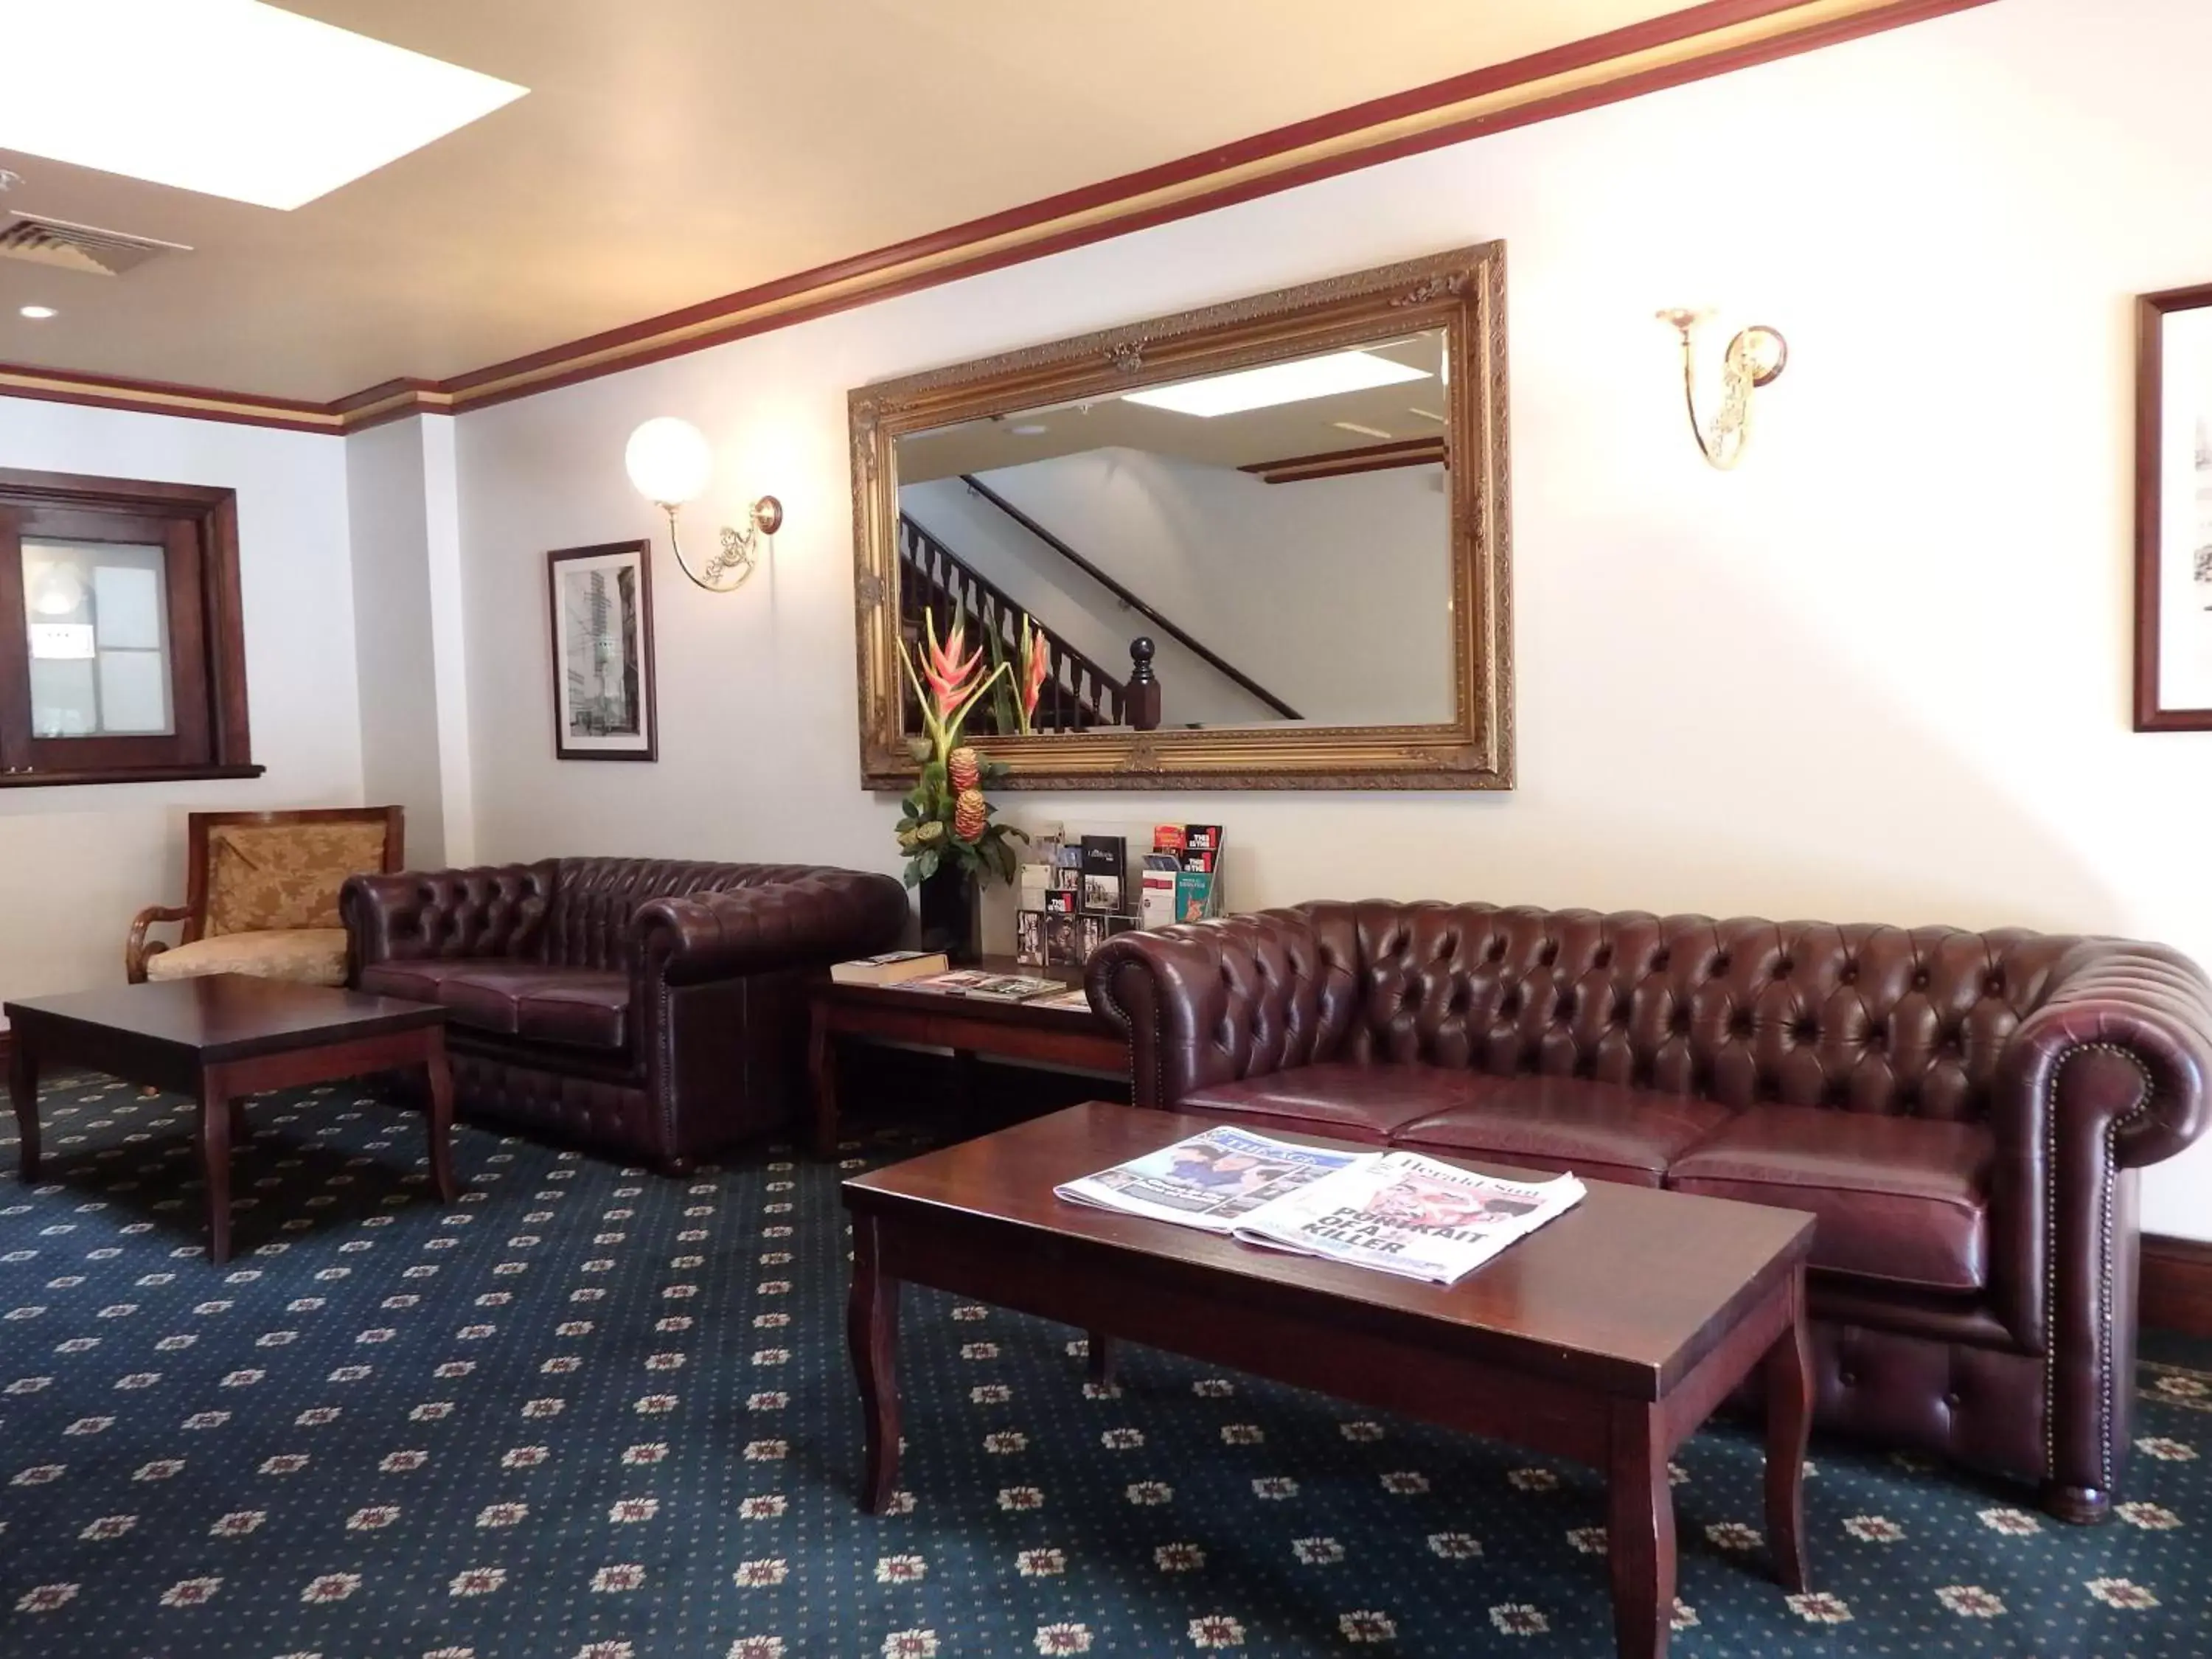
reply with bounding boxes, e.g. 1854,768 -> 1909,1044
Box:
358,959 -> 630,1051
1391,1075 -> 1734,1188
1178,1062 -> 1512,1144
1665,1106 -> 1993,1293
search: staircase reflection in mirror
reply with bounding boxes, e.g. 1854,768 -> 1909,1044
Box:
892,328 -> 1454,737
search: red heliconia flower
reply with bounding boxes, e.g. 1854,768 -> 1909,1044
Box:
1019,617 -> 1051,728
923,613 -> 983,720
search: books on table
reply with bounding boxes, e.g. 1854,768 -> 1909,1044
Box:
830,950 -> 950,985
1054,1125 -> 1584,1284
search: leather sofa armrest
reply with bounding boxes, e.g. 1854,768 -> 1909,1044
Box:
1999,942 -> 2212,1172
1087,909 -> 1338,1110
632,871 -> 908,990
339,863 -> 554,971
1986,939 -> 2212,1506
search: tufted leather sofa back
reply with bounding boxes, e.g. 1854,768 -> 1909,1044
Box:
540,860 -> 841,971
1248,902 -> 2087,1123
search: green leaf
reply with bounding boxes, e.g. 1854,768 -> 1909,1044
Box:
902,861 -> 922,888
915,848 -> 940,882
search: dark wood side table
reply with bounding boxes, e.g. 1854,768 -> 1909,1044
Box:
7,975 -> 456,1265
807,956 -> 1124,1160
844,1103 -> 1817,1659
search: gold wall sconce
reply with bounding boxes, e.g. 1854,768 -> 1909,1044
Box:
623,417 -> 785,591
1657,310 -> 1788,470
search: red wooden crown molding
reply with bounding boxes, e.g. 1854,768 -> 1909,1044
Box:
0,0 -> 1993,437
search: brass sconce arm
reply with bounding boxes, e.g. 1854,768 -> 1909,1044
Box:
1658,310 -> 1788,470
659,495 -> 785,593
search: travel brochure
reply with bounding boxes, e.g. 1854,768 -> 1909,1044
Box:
1054,1125 -> 1585,1284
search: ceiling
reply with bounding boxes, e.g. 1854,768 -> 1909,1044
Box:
0,1 -> 1967,411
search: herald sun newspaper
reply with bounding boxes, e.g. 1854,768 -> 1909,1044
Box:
1056,1125 -> 1583,1284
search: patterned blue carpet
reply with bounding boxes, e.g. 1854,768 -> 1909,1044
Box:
0,1071 -> 2208,1658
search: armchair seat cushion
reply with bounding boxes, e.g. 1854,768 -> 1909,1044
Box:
1664,1106 -> 1994,1293
144,928 -> 349,988
1179,1062 -> 1513,1144
1391,1076 -> 1734,1188
358,959 -> 630,1051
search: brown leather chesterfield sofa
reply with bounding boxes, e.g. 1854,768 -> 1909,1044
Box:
1088,902 -> 2212,1522
342,858 -> 906,1170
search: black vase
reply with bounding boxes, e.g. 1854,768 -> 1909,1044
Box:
917,862 -> 980,965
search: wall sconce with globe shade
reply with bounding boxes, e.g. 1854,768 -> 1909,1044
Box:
623,416 -> 784,592
1657,310 -> 1788,470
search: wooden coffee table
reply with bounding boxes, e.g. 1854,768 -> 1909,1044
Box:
807,956 -> 1123,1159
844,1102 -> 1815,1659
7,975 -> 456,1265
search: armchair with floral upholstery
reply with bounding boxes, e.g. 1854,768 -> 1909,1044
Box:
126,807 -> 404,987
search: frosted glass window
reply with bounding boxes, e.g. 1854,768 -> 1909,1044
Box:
21,539 -> 173,737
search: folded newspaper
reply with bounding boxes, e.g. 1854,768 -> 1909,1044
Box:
1054,1126 -> 1585,1284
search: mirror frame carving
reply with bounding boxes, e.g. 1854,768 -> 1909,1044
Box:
847,241 -> 1512,791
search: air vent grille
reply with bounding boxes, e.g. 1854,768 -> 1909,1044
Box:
0,214 -> 192,276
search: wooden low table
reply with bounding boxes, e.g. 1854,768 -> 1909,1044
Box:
7,975 -> 456,1265
807,956 -> 1123,1159
844,1102 -> 1815,1659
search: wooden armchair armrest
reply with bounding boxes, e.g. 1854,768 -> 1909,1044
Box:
126,904 -> 192,984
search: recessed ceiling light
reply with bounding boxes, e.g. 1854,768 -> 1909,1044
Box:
1009,423 -> 1048,436
1332,421 -> 1394,439
0,1 -> 527,211
1124,351 -> 1428,418
18,305 -> 58,320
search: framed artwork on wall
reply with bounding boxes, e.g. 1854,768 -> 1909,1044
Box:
2136,285 -> 2212,729
547,539 -> 657,761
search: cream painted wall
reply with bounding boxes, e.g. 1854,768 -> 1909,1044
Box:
451,0 -> 2212,1237
346,415 -> 476,868
0,397 -> 363,1001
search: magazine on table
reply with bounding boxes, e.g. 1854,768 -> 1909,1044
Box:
894,970 -> 1065,1003
1056,1128 -> 1584,1283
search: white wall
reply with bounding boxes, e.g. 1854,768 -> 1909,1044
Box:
0,397 -> 363,1000
450,0 -> 2212,1237
346,415 -> 476,868
905,447 -> 1452,727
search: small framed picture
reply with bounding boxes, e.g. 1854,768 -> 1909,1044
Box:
2135,285 -> 2212,728
548,540 -> 657,761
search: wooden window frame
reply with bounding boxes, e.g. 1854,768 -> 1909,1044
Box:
0,466 -> 260,788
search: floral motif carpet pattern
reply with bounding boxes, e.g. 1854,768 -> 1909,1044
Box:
0,1073 -> 2207,1657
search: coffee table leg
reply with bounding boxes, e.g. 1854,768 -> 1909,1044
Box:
810,1003 -> 838,1162
1607,1398 -> 1676,1659
847,1211 -> 902,1512
10,1035 -> 40,1183
199,1068 -> 234,1267
422,1035 -> 459,1204
1763,1268 -> 1813,1593
1088,1332 -> 1116,1389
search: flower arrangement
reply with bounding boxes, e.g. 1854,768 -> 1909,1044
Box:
897,611 -> 1026,888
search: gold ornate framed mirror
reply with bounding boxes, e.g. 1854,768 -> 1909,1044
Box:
847,242 -> 1512,790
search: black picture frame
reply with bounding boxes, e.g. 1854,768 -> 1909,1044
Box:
547,539 -> 658,762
